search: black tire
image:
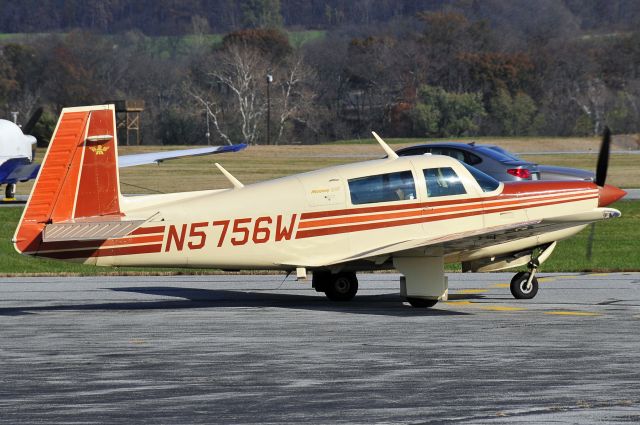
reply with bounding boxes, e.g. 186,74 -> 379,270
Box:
5,183 -> 16,199
406,297 -> 438,308
324,272 -> 358,301
510,272 -> 539,299
311,271 -> 331,292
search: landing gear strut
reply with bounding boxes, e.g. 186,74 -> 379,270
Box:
510,260 -> 539,299
5,183 -> 16,199
312,271 -> 358,301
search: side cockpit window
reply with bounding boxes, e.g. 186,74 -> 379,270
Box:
348,171 -> 416,205
423,167 -> 467,197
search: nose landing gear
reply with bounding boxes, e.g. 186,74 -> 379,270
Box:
510,263 -> 539,299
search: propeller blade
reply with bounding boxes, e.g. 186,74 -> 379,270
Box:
594,126 -> 611,187
22,107 -> 43,135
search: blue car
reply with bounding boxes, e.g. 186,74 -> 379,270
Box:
395,142 -> 594,182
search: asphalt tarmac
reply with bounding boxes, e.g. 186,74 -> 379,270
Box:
1,272 -> 639,424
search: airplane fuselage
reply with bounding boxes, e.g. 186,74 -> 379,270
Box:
25,156 -> 601,272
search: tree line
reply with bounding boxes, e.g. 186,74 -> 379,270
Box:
1,2 -> 640,145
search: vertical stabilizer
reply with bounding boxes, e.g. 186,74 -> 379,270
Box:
13,105 -> 122,254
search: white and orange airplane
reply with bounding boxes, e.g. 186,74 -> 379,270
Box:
13,104 -> 626,307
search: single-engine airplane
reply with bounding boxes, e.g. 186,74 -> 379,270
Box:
1,108 -> 245,200
14,104 -> 626,307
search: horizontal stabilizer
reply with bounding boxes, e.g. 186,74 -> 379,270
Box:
43,217 -> 146,242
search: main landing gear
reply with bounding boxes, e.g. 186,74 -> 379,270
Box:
510,260 -> 539,299
4,183 -> 16,200
312,271 -> 358,301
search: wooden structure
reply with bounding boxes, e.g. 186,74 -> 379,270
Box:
106,100 -> 144,146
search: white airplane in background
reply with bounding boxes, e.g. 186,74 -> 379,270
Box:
14,104 -> 625,307
0,109 -> 41,199
0,108 -> 246,200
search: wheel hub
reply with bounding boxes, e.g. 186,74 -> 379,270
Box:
334,278 -> 350,294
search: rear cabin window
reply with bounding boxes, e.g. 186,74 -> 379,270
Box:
423,167 -> 467,197
348,171 -> 416,205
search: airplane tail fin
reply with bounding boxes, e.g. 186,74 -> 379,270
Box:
13,105 -> 124,254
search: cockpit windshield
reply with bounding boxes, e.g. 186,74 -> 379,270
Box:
461,162 -> 501,192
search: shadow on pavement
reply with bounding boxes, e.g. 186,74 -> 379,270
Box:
0,286 -> 477,317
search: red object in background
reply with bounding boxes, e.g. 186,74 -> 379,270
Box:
507,168 -> 531,179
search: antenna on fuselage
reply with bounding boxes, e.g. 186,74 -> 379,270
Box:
215,163 -> 244,189
372,131 -> 398,160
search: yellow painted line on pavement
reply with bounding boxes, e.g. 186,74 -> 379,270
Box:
444,301 -> 473,306
544,311 -> 601,317
538,277 -> 555,283
456,289 -> 486,294
445,300 -> 525,312
588,273 -> 610,277
479,305 -> 526,312
556,275 -> 579,279
490,283 -> 509,288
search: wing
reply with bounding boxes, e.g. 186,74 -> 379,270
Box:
118,144 -> 247,168
0,158 -> 40,184
286,208 -> 621,268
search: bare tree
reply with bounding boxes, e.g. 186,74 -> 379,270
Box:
272,53 -> 315,144
190,42 -> 316,145
568,78 -> 608,135
205,44 -> 269,145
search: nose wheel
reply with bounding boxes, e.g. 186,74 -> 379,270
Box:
510,260 -> 539,299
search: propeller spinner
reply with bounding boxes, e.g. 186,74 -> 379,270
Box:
594,127 -> 626,206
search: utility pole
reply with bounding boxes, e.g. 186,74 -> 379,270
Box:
205,102 -> 211,146
266,73 -> 273,145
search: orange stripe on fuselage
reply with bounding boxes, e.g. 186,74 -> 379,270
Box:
34,234 -> 165,253
37,243 -> 163,260
296,182 -> 597,239
298,189 -> 597,230
129,226 -> 166,236
296,192 -> 597,239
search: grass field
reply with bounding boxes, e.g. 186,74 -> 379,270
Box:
0,201 -> 637,276
14,136 -> 639,198
4,136 -> 637,275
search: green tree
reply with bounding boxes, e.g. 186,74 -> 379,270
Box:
489,89 -> 537,135
240,0 -> 283,29
0,54 -> 18,106
412,85 -> 486,137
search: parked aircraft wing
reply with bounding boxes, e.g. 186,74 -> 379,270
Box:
289,208 -> 621,268
118,144 -> 247,168
0,157 -> 40,184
